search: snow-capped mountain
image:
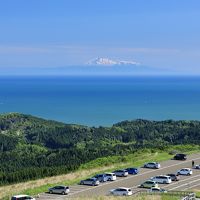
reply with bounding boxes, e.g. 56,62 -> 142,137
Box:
86,57 -> 140,66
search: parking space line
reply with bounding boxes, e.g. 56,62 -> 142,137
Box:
68,155 -> 200,196
182,182 -> 200,190
168,178 -> 200,191
163,174 -> 200,189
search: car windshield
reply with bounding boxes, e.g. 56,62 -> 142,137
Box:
146,181 -> 152,184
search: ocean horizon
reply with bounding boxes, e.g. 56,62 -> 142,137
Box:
0,75 -> 200,126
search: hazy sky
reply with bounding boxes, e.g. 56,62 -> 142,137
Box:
0,0 -> 200,74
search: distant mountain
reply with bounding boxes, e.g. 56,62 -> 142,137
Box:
86,57 -> 140,66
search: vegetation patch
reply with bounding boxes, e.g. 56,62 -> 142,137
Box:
1,146 -> 199,200
1,113 -> 200,199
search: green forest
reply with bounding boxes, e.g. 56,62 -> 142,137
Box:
0,113 -> 200,185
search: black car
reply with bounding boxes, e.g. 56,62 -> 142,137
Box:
173,153 -> 187,160
166,173 -> 179,181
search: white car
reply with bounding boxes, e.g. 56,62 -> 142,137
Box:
148,187 -> 167,193
144,162 -> 161,169
177,168 -> 193,175
105,173 -> 117,181
151,175 -> 172,184
110,187 -> 132,196
11,195 -> 36,200
194,164 -> 200,169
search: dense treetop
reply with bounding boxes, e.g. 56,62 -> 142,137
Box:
0,113 -> 200,185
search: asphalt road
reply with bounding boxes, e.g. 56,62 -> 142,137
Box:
38,153 -> 200,199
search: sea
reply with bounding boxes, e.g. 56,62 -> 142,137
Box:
0,75 -> 200,127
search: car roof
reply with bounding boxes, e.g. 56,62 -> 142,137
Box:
158,175 -> 170,177
181,168 -> 191,170
115,187 -> 131,190
12,195 -> 30,198
54,185 -> 66,187
145,180 -> 156,183
53,185 -> 68,188
126,167 -> 137,169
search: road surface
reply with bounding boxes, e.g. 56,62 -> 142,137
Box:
38,153 -> 200,199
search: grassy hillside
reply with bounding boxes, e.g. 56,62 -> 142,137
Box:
1,113 -> 200,186
2,147 -> 198,200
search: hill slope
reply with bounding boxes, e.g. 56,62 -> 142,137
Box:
0,113 -> 200,185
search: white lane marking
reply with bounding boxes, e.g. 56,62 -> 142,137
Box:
168,179 -> 200,191
70,186 -> 93,190
182,182 -> 200,190
68,155 -> 200,196
163,174 -> 200,189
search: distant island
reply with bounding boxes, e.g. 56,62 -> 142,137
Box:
86,57 -> 140,66
0,112 -> 200,185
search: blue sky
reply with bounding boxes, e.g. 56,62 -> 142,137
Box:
0,0 -> 200,74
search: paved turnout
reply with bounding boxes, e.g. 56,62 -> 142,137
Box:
39,153 -> 200,199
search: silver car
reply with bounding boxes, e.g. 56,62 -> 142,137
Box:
112,170 -> 128,177
80,178 -> 100,186
148,187 -> 167,193
144,162 -> 160,169
48,185 -> 70,195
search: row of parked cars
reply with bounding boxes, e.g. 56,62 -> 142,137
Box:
80,167 -> 139,186
108,153 -> 194,197
109,167 -> 194,196
11,154 -> 197,198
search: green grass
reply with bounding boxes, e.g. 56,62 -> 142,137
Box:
2,144 -> 200,200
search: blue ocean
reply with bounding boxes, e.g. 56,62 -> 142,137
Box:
0,76 -> 200,126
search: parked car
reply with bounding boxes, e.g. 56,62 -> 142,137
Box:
11,195 -> 36,200
148,187 -> 167,193
194,164 -> 200,169
140,180 -> 158,188
144,162 -> 160,169
177,168 -> 193,176
48,185 -> 69,195
110,187 -> 133,196
93,174 -> 108,182
80,178 -> 100,186
173,153 -> 187,160
151,175 -> 172,184
112,169 -> 128,177
125,167 -> 139,175
166,173 -> 179,181
105,172 -> 117,181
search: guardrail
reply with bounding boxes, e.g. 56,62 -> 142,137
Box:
181,192 -> 196,200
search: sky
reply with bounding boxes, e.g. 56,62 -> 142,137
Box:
0,0 -> 200,74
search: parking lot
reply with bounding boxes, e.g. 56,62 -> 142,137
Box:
38,153 -> 200,199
